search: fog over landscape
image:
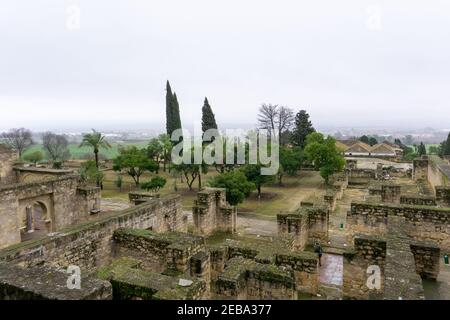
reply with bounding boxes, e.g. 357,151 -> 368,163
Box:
1,0 -> 450,132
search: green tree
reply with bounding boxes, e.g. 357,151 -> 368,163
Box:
241,164 -> 275,198
278,146 -> 303,185
359,135 -> 370,144
141,176 -> 167,193
79,160 -> 104,186
165,81 -> 182,138
428,145 -> 439,155
113,146 -> 158,186
173,148 -> 208,191
115,174 -> 123,191
291,110 -> 315,148
147,137 -> 163,173
417,142 -> 427,156
443,132 -> 450,155
79,130 -> 111,187
23,151 -> 44,166
158,134 -> 172,172
201,97 -> 218,134
304,132 -> 345,184
368,137 -> 378,146
208,171 -> 255,206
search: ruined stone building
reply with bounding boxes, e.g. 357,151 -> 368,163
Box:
0,143 -> 449,300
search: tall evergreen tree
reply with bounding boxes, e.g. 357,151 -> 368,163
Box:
201,97 -> 218,133
165,81 -> 174,136
418,142 -> 427,156
444,132 -> 450,155
165,81 -> 182,137
172,92 -> 182,133
291,110 -> 315,148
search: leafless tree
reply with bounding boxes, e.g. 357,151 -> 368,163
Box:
1,128 -> 34,157
258,104 -> 279,137
42,132 -> 71,165
257,104 -> 294,144
277,106 -> 294,141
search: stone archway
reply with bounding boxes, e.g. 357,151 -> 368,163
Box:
21,201 -> 52,242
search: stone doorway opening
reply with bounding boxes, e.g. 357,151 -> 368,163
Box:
21,201 -> 51,242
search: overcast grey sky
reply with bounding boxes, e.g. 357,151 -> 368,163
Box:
1,0 -> 450,132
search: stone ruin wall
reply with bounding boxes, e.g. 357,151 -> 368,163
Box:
347,202 -> 450,248
192,188 -> 236,236
0,175 -> 101,249
414,156 -> 450,191
343,236 -> 386,300
0,146 -> 17,186
0,194 -> 186,272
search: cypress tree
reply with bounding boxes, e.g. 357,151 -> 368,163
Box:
418,142 -> 427,156
443,132 -> 450,155
172,92 -> 182,133
201,97 -> 218,133
165,81 -> 174,136
165,81 -> 182,137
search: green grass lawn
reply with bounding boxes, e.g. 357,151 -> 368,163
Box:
23,141 -> 149,160
101,167 -> 326,218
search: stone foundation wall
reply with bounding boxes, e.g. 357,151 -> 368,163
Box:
381,185 -> 401,204
214,257 -> 298,300
112,228 -> 204,275
277,213 -> 309,250
383,216 -> 425,300
343,235 -> 386,299
192,188 -> 236,236
413,158 -> 429,181
278,203 -> 329,250
0,145 -> 18,185
0,175 -> 102,249
400,195 -> 436,206
436,186 -> 450,206
0,263 -> 112,300
0,195 -> 186,272
347,202 -> 450,247
410,242 -> 441,280
13,167 -> 74,184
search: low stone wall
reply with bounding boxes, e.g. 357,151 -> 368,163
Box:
210,237 -> 318,297
343,235 -> 386,300
0,194 -> 186,272
410,241 -> 441,280
97,257 -> 206,300
381,184 -> 401,204
112,228 -> 205,275
13,166 -> 75,183
347,201 -> 450,247
214,257 -> 297,300
0,263 -> 112,300
400,195 -> 436,206
383,216 -> 425,300
436,186 -> 450,206
128,191 -> 160,205
277,205 -> 329,250
192,188 -> 236,236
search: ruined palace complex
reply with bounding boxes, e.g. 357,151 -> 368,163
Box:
0,143 -> 449,300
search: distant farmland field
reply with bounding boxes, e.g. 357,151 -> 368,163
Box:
23,140 -> 149,160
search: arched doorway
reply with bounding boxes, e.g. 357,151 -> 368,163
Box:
21,201 -> 50,241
